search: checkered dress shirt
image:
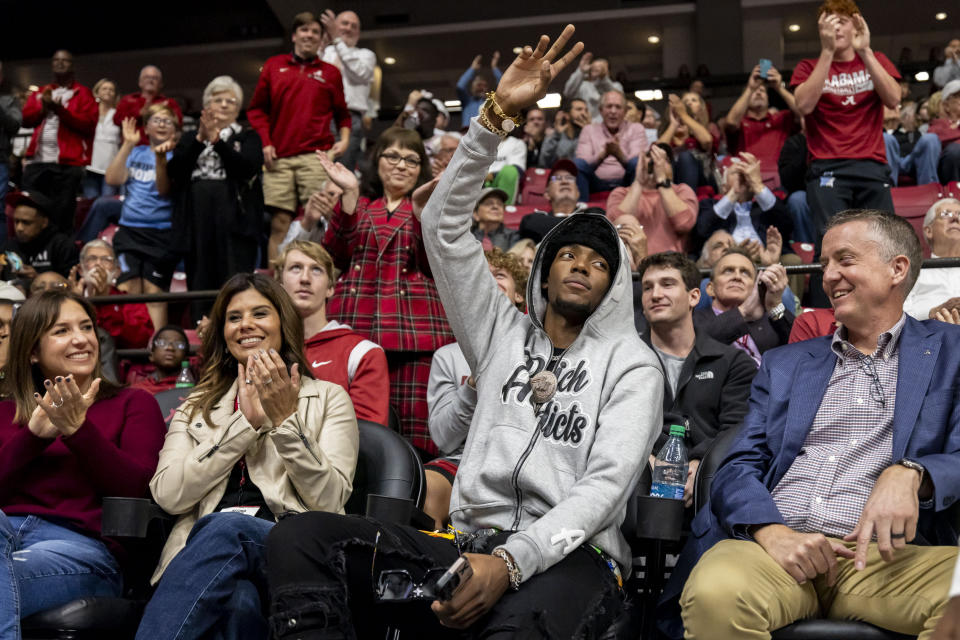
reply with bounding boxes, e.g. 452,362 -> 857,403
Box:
770,315 -> 905,538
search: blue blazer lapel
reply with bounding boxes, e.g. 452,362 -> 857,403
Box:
892,318 -> 940,460
775,342 -> 835,485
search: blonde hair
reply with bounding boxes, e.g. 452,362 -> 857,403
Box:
144,102 -> 179,129
273,240 -> 336,281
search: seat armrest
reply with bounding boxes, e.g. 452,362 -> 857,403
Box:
101,497 -> 171,538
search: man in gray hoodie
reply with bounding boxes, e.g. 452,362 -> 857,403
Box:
266,25 -> 662,639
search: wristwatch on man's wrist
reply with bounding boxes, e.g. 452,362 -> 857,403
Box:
655,178 -> 672,189
767,302 -> 786,321
896,458 -> 925,485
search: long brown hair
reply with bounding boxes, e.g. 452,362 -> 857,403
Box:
1,291 -> 121,423
186,273 -> 313,425
360,126 -> 432,200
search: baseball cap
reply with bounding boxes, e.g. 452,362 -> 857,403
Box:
942,79 -> 960,102
474,187 -> 509,209
548,158 -> 578,180
5,189 -> 54,216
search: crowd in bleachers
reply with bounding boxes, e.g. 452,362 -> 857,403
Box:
2,1 -> 960,638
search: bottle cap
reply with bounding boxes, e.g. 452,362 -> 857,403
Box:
669,424 -> 686,437
181,360 -> 189,367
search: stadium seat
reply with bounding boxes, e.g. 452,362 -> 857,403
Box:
890,184 -> 942,258
946,181 -> 960,199
99,223 -> 119,245
791,241 -> 815,264
503,204 -> 537,230
519,167 -> 550,208
153,387 -> 191,428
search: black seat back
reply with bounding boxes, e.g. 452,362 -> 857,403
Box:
153,387 -> 191,429
345,420 -> 426,517
693,425 -> 743,515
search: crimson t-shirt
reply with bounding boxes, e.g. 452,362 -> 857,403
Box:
790,51 -> 899,163
737,109 -> 795,169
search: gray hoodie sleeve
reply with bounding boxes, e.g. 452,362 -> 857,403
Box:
420,119 -> 527,376
426,345 -> 476,455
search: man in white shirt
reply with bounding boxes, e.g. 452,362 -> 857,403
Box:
320,9 -> 376,172
904,198 -> 960,320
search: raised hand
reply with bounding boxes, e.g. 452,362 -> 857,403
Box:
470,55 -> 482,71
739,151 -> 765,193
759,226 -> 783,266
249,349 -> 301,428
766,66 -> 783,87
490,51 -> 500,70
851,13 -> 871,53
34,375 -> 102,437
411,176 -> 441,220
237,361 -> 266,429
649,144 -> 670,183
67,264 -> 85,296
759,263 -> 788,310
320,9 -> 338,39
492,24 -> 584,116
197,109 -> 219,143
747,65 -> 764,90
579,51 -> 594,73
315,151 -> 359,193
818,12 -> 839,53
121,117 -> 140,146
28,396 -> 59,439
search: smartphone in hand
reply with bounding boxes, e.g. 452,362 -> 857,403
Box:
435,556 -> 473,602
758,58 -> 773,79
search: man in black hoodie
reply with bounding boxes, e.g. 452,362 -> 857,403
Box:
2,190 -> 78,279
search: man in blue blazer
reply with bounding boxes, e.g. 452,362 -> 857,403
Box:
661,208 -> 960,639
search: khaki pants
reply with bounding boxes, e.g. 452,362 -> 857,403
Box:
680,538 -> 957,640
262,152 -> 329,213
780,252 -> 805,312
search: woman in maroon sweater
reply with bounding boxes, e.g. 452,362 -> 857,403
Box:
0,290 -> 165,637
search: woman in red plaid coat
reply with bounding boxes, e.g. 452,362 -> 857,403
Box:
319,128 -> 454,457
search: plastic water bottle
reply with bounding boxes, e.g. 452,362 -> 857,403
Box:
650,424 -> 689,500
175,361 -> 195,388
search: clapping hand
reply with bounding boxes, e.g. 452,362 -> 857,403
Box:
649,144 -> 670,183
851,13 -> 871,53
153,139 -> 175,155
315,152 -> 358,196
491,25 -> 584,116
578,51 -> 594,74
33,376 -> 102,438
490,51 -> 500,70
411,176 -> 441,220
759,226 -> 783,266
758,263 -> 788,311
197,109 -> 220,143
320,9 -> 339,40
818,12 -> 840,53
241,349 -> 301,429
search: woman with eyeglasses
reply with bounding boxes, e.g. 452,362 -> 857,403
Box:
135,272 -> 357,640
318,127 -> 454,457
0,290 -> 166,636
104,102 -> 179,331
127,325 -> 193,394
168,76 -> 263,319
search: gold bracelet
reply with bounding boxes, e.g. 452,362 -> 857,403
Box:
478,101 -> 508,139
491,547 -> 522,591
485,91 -> 524,127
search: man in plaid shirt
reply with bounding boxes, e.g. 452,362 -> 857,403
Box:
660,209 -> 960,639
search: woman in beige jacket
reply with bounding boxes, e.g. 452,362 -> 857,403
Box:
136,273 -> 359,640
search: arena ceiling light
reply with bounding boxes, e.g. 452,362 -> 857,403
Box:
384,57 -> 396,65
648,35 -> 660,44
536,93 -> 562,109
935,12 -> 947,20
915,71 -> 930,82
635,89 -> 663,101
788,24 -> 801,32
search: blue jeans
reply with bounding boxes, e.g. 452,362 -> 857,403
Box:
0,511 -> 122,640
884,131 -> 942,185
81,171 -> 121,200
786,190 -> 815,244
74,196 -> 123,244
136,513 -> 274,640
573,156 -> 638,202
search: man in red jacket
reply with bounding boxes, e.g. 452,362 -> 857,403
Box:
248,11 -> 352,263
112,65 -> 183,146
21,50 -> 97,233
69,239 -> 153,349
274,239 -> 390,425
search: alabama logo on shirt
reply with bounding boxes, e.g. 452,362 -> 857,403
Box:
310,70 -> 326,83
822,69 -> 875,100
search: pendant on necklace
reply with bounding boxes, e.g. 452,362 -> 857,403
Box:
530,370 -> 558,405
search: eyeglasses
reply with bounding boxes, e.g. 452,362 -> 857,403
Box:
857,354 -> 886,408
83,255 -> 116,266
936,209 -> 960,221
154,338 -> 188,350
380,152 -> 421,169
550,174 -> 576,183
149,117 -> 174,127
210,96 -> 238,106
30,281 -> 68,294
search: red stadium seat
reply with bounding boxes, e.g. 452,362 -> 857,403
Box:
99,224 -> 119,245
170,271 -> 188,293
519,167 -> 549,205
791,241 -> 815,264
184,329 -> 202,346
946,181 -> 960,199
890,184 -> 942,258
503,204 -> 537,230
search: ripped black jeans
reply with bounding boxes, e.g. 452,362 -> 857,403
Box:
266,512 -> 623,639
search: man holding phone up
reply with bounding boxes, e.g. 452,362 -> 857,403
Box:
266,25 -> 663,639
